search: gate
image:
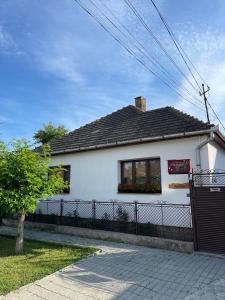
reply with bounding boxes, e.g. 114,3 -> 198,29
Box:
190,170 -> 225,254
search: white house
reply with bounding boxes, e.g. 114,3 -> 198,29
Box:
48,96 -> 225,207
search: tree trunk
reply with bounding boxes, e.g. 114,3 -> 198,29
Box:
15,213 -> 25,254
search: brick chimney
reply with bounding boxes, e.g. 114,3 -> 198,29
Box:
135,96 -> 147,112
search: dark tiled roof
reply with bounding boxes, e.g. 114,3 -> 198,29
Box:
49,105 -> 212,154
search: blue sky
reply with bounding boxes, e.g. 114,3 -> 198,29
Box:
0,0 -> 225,142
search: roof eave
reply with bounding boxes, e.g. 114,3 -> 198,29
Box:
213,126 -> 225,150
51,128 -> 213,156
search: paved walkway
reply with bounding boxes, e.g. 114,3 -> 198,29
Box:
1,226 -> 225,300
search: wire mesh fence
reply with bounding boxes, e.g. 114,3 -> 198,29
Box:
191,171 -> 225,187
27,199 -> 193,241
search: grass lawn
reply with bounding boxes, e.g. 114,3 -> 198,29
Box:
0,235 -> 97,295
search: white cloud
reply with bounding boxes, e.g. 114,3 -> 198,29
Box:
166,25 -> 225,131
0,115 -> 14,124
0,97 -> 21,111
1,0 -> 225,136
0,25 -> 23,55
39,55 -> 85,85
29,33 -> 86,86
0,25 -> 14,50
55,92 -> 126,130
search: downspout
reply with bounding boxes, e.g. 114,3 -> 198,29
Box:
196,128 -> 216,170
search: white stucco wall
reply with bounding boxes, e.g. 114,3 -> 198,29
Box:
199,143 -> 210,170
208,141 -> 225,170
49,135 -> 208,205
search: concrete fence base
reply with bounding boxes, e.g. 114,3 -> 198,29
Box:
3,218 -> 193,254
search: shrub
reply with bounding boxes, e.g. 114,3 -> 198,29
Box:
116,205 -> 129,223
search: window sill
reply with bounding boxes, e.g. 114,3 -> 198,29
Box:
118,191 -> 162,194
118,184 -> 161,194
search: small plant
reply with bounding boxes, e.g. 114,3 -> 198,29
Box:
37,208 -> 42,215
118,183 -> 161,193
102,212 -> 111,220
116,205 -> 129,223
73,209 -> 80,219
82,218 -> 94,228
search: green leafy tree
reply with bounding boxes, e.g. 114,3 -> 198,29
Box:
0,203 -> 10,225
0,140 -> 67,253
33,123 -> 69,144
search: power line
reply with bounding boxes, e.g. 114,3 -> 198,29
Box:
123,0 -> 199,93
199,84 -> 210,124
207,102 -> 225,131
75,0 -> 222,128
149,0 -> 206,89
98,0 -> 172,80
149,0 -> 225,130
198,84 -> 225,130
91,0 -> 203,106
149,0 -> 201,90
96,0 -> 204,106
74,0 -> 206,114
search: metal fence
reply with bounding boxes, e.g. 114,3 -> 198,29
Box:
191,170 -> 225,187
27,200 -> 193,241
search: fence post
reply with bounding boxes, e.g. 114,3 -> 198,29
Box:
60,199 -> 64,225
92,200 -> 96,221
134,201 -> 138,235
188,206 -> 192,228
161,204 -> 164,225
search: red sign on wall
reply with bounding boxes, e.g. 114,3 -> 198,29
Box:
168,159 -> 191,174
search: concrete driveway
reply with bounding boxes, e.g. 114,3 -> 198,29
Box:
0,226 -> 225,300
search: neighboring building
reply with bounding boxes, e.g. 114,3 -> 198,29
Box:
49,96 -> 225,205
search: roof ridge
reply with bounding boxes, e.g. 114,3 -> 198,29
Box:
47,104 -> 215,155
68,105 -> 140,135
167,106 -> 213,127
144,106 -> 171,113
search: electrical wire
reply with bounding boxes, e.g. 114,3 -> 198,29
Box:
207,101 -> 225,131
149,0 -> 206,89
123,0 -> 199,93
96,0 -> 204,107
148,0 -> 225,129
74,0 -> 207,114
124,0 -> 224,128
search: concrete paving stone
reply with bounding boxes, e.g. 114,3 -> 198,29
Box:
1,226 -> 225,300
27,284 -> 70,300
37,280 -> 98,299
2,290 -> 44,300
